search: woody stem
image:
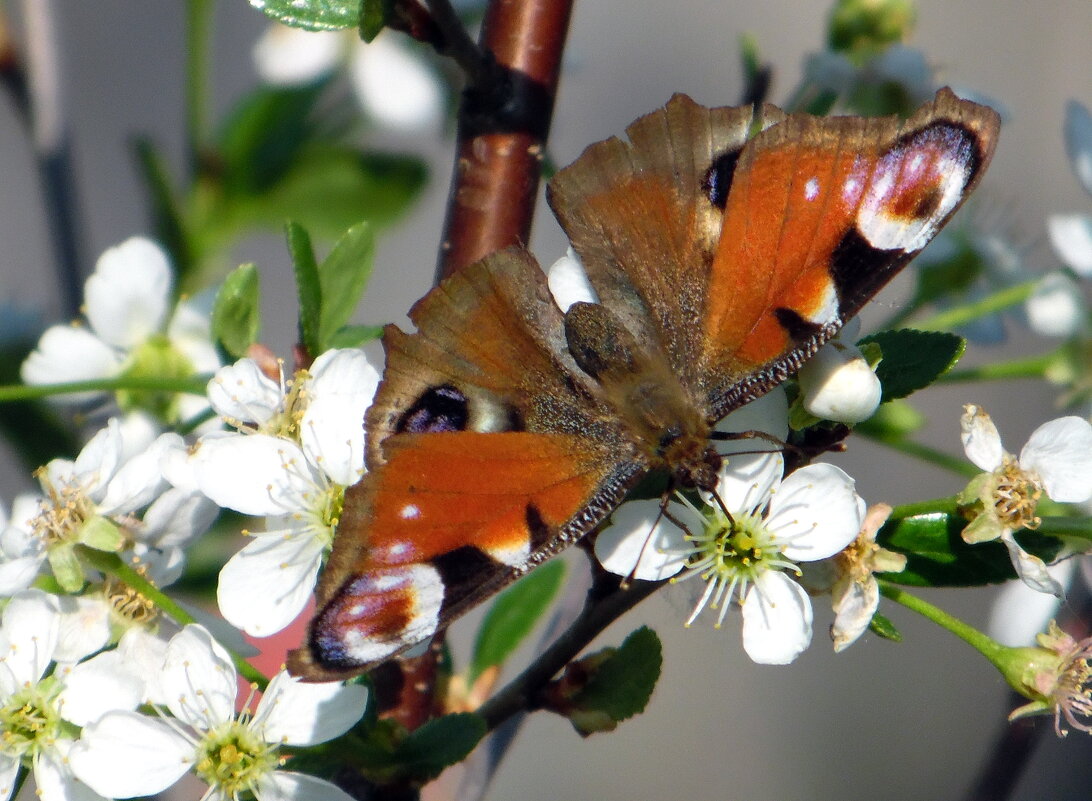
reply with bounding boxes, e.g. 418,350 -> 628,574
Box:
434,0 -> 575,281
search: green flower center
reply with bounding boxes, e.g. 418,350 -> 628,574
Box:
117,334 -> 197,422
194,720 -> 281,799
677,504 -> 798,627
0,681 -> 63,761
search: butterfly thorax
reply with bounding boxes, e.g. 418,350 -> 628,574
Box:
563,301 -> 720,492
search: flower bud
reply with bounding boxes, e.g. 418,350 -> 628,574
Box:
797,340 -> 882,424
827,0 -> 917,60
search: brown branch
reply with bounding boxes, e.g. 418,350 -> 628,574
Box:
435,0 -> 575,281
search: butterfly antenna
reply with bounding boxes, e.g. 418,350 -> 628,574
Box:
621,490 -> 689,589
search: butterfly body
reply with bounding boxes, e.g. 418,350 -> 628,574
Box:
289,89 -> 999,681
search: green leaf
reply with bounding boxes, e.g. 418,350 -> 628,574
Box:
359,0 -> 394,41
218,84 -> 327,196
868,612 -> 902,642
237,149 -> 428,238
285,223 -> 322,355
326,324 -> 385,349
251,0 -> 361,31
211,263 -> 261,358
877,512 -> 1063,587
317,222 -> 375,350
859,328 -> 966,402
471,560 -> 566,681
573,626 -> 662,722
391,713 -> 486,782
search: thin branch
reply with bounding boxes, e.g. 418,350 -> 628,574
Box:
420,0 -> 492,86
477,576 -> 663,731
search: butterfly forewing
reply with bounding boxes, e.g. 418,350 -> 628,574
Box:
701,88 -> 999,416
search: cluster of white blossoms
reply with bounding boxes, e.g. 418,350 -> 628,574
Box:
0,236 -> 376,801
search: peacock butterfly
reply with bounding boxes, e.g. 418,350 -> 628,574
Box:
288,88 -> 1000,681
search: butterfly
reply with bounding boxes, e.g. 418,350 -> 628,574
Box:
288,88 -> 999,681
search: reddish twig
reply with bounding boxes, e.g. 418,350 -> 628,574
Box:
435,0 -> 575,281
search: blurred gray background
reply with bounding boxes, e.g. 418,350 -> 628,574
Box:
1,1 -> 1090,799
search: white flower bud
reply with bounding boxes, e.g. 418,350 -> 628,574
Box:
798,340 -> 881,424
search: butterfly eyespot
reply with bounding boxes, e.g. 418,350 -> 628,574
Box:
396,385 -> 469,434
855,121 -> 980,253
702,148 -> 743,209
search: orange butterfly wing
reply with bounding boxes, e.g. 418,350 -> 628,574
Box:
700,89 -> 999,414
290,251 -> 645,680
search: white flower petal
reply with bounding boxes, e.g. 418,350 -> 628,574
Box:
740,571 -> 813,665
115,411 -> 160,461
1019,416 -> 1092,503
798,341 -> 881,424
987,562 -> 1075,647
0,554 -> 43,595
162,625 -> 237,728
999,531 -> 1064,597
831,577 -> 879,652
142,487 -> 218,550
84,238 -> 172,348
97,435 -> 172,516
301,349 -> 381,486
1048,214 -> 1092,276
71,419 -> 125,500
34,745 -> 107,801
52,595 -> 110,663
116,627 -> 171,705
207,358 -> 283,425
1025,271 -> 1084,337
57,649 -> 143,726
193,434 -> 321,516
593,500 -> 688,581
0,754 -> 20,801
20,325 -> 122,398
69,712 -> 192,798
254,24 -> 345,85
768,463 -> 862,562
257,770 -> 358,801
959,404 -> 1004,472
713,386 -> 789,455
160,432 -> 202,493
546,248 -> 597,312
349,33 -> 444,133
254,670 -> 368,746
168,296 -> 221,373
217,531 -> 326,636
0,589 -> 60,688
714,451 -> 784,515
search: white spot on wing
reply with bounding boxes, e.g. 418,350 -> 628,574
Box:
804,177 -> 820,201
399,504 -> 420,520
803,279 -> 840,327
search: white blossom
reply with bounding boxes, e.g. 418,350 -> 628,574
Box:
254,24 -> 444,133
21,237 -> 221,425
597,437 -> 863,665
0,590 -> 143,801
196,350 -> 380,636
959,405 -> 1092,595
70,625 -> 367,801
